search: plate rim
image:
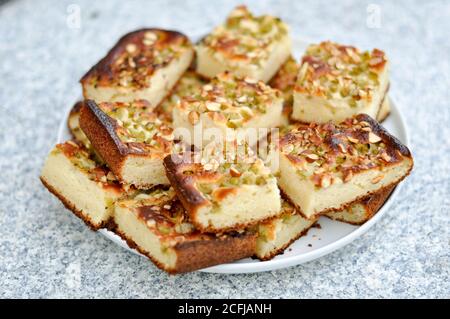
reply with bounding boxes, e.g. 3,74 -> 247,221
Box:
56,38 -> 409,274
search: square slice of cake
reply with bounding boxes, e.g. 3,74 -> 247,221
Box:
113,187 -> 256,274
293,41 -> 389,123
268,55 -> 299,126
155,71 -> 207,121
195,5 -> 291,82
80,99 -> 184,188
163,143 -> 281,233
81,29 -> 194,106
172,72 -> 283,147
40,141 -> 130,229
254,197 -> 317,260
325,185 -> 394,225
68,101 -> 92,149
277,114 -> 413,218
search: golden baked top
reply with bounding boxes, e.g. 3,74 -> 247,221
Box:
295,41 -> 388,105
177,72 -> 281,128
156,71 -> 207,120
96,100 -> 177,155
279,114 -> 411,188
200,5 -> 289,65
81,29 -> 192,89
164,141 -> 275,206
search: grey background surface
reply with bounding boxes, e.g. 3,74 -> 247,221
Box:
0,0 -> 449,298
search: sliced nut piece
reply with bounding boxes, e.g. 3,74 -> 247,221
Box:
320,174 -> 332,188
347,136 -> 359,143
205,101 -> 221,111
305,153 -> 319,160
203,163 -> 213,171
146,220 -> 156,227
371,175 -> 384,184
343,170 -> 353,183
229,167 -> 242,177
381,152 -> 391,162
126,43 -> 137,53
188,111 -> 200,125
368,132 -> 382,143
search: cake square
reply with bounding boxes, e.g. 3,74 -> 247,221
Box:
113,187 -> 256,274
163,142 -> 281,232
81,28 -> 194,106
277,114 -> 413,218
155,70 -> 207,121
40,141 -> 130,229
172,72 -> 283,147
80,99 -> 185,188
195,5 -> 292,82
325,185 -> 394,225
293,41 -> 389,123
254,196 -> 317,260
268,55 -> 299,126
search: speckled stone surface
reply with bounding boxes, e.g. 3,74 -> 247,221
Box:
0,0 -> 449,298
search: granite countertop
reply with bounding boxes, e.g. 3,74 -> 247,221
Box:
0,0 -> 449,298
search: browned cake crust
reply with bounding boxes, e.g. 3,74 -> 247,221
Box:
111,222 -> 256,274
326,185 -> 395,225
40,177 -> 107,231
355,113 -> 411,159
79,100 -> 130,179
164,153 -> 278,233
80,99 -> 165,188
163,153 -> 209,217
280,113 -> 413,218
80,28 -> 191,90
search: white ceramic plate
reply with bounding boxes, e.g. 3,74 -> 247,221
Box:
57,38 -> 409,274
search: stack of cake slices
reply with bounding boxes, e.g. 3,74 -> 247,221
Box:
41,5 -> 413,274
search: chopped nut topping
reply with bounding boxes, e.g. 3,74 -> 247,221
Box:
201,5 -> 289,65
84,30 -> 192,89
188,110 -> 200,125
98,100 -> 177,154
178,72 -> 280,128
280,115 -> 403,188
368,132 -> 382,143
371,175 -> 384,184
229,167 -> 242,177
295,41 -> 387,107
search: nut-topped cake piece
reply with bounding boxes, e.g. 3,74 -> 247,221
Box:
268,55 -> 299,126
81,29 -> 194,106
164,141 -> 281,232
277,114 -> 413,218
172,72 -> 283,146
195,5 -> 292,82
80,99 -> 185,188
155,71 -> 207,121
293,41 -> 390,123
114,187 -> 256,274
255,196 -> 317,260
40,141 -> 132,229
